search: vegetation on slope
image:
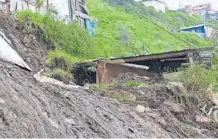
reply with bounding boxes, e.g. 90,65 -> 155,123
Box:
16,11 -> 95,60
86,0 -> 211,57
16,10 -> 97,80
15,1 -> 218,83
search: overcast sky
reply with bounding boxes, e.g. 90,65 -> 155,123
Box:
165,0 -> 218,10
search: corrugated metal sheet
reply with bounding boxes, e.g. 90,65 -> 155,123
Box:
75,47 -> 213,67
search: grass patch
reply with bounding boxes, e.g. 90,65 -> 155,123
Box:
98,84 -> 110,89
86,0 -> 212,57
179,65 -> 218,100
47,49 -> 81,64
111,91 -> 136,102
16,10 -> 96,59
45,68 -> 72,84
46,49 -> 82,72
112,79 -> 149,87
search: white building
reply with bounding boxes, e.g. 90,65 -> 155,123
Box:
8,0 -> 94,27
135,0 -> 167,13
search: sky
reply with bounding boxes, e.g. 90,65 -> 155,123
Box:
165,0 -> 218,10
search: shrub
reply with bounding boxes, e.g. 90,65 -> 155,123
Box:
179,65 -> 217,100
46,49 -> 81,70
111,91 -> 136,102
16,10 -> 96,59
45,68 -> 72,84
112,79 -> 148,87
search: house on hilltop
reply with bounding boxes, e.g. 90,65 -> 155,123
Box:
1,0 -> 97,34
178,24 -> 215,39
135,0 -> 167,13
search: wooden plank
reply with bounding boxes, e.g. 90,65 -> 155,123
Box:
107,59 -> 125,64
119,63 -> 149,70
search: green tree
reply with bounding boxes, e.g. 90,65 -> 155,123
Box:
116,25 -> 133,47
35,0 -> 44,11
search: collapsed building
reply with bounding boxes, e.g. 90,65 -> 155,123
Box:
74,47 -> 214,85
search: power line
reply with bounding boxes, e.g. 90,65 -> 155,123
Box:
128,6 -> 197,48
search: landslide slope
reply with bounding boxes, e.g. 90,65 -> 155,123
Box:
0,11 -> 165,138
0,11 -> 217,138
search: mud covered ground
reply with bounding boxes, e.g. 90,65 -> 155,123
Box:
100,81 -> 218,137
0,60 -> 169,138
0,11 -> 218,138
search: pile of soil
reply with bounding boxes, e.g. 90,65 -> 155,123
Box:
112,72 -> 150,83
0,10 -> 167,138
106,80 -> 218,137
0,10 -> 47,71
0,11 -> 217,138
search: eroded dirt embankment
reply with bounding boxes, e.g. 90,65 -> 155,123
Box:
0,11 -> 169,138
0,11 -> 217,138
1,61 -> 170,138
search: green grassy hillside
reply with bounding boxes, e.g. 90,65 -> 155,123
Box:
86,0 -> 212,57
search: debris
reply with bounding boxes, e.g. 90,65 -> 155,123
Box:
113,72 -> 150,83
136,105 -> 146,113
0,98 -> 5,104
34,69 -> 81,89
119,63 -> 149,70
164,102 -> 185,114
0,31 -> 31,71
65,118 -> 76,125
195,115 -> 212,124
0,8 -> 217,138
107,79 -> 218,137
75,47 -> 213,85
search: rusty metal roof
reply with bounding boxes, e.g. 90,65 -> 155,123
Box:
108,47 -> 213,62
74,47 -> 213,67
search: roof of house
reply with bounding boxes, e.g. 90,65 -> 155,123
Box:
135,0 -> 167,5
74,47 -> 214,67
179,24 -> 206,31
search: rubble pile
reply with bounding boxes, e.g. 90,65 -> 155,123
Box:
107,80 -> 218,137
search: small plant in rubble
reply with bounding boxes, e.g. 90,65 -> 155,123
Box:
179,65 -> 217,101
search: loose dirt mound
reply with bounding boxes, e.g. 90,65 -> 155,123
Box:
0,11 -> 169,138
106,81 -> 218,138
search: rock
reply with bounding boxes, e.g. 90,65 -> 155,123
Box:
211,110 -> 218,122
136,105 -> 146,113
207,84 -> 213,94
167,82 -> 186,94
145,108 -> 152,112
165,102 -> 185,114
0,98 -> 5,104
168,82 -> 184,89
83,84 -> 90,90
65,118 -> 76,125
211,94 -> 218,106
195,115 -> 212,124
